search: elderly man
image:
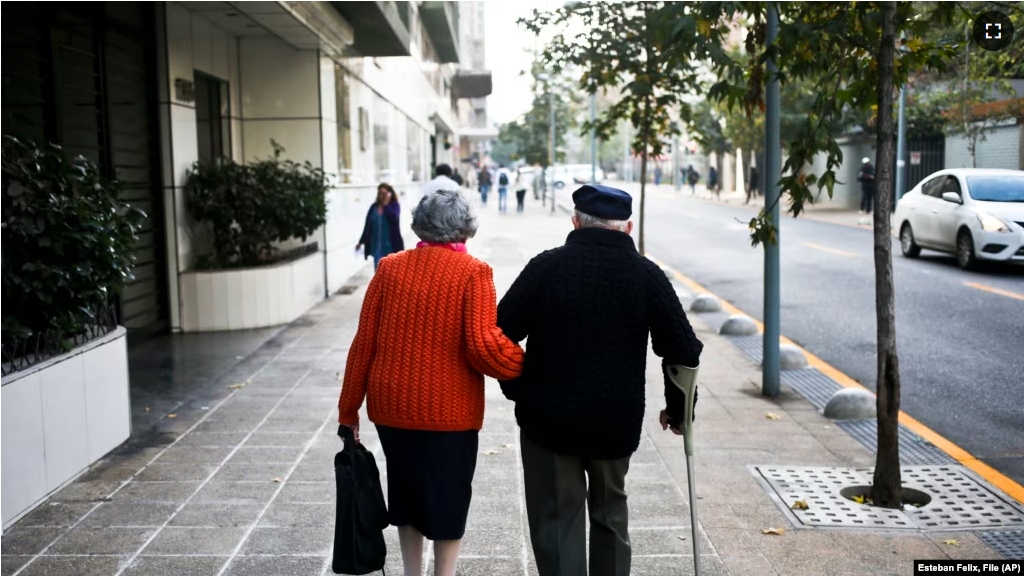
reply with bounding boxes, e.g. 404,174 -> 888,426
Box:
496,184 -> 704,576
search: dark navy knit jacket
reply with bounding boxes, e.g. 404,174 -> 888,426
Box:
496,227 -> 703,460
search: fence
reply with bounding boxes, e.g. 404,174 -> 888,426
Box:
2,301 -> 119,376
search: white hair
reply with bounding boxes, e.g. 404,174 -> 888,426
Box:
412,189 -> 479,242
574,209 -> 629,232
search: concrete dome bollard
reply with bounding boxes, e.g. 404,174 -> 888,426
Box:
690,294 -> 723,313
778,344 -> 809,370
719,315 -> 758,336
823,388 -> 877,421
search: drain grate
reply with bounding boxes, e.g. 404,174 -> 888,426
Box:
978,530 -> 1024,560
754,465 -> 1024,533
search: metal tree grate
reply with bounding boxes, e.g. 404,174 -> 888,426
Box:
978,530 -> 1024,560
754,465 -> 1024,533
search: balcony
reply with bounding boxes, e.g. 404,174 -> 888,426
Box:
330,1 -> 410,57
420,1 -> 460,64
452,70 -> 492,99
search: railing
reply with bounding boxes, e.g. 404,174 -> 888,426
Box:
2,302 -> 120,377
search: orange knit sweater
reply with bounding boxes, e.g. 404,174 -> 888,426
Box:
338,247 -> 524,432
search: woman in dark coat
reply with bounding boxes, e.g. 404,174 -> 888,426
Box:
357,183 -> 405,270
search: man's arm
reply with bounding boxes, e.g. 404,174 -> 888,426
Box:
645,264 -> 704,426
497,255 -> 546,343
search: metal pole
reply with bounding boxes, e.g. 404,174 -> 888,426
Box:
762,2 -> 781,398
895,85 -> 907,202
590,90 -> 597,182
550,89 -> 556,213
673,134 -> 681,192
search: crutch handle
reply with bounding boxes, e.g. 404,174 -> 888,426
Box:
665,364 -> 699,456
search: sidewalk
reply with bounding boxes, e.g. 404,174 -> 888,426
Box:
0,195 -> 1008,575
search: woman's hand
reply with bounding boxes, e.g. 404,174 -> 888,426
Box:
338,423 -> 361,444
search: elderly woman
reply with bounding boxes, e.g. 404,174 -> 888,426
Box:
357,182 -> 404,270
338,189 -> 524,576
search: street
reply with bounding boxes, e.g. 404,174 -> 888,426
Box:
638,185 -> 1024,485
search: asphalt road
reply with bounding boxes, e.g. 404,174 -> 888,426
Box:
638,188 -> 1024,485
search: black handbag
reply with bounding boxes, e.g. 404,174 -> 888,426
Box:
332,425 -> 389,575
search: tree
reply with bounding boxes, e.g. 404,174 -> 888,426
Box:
522,2 -> 701,254
493,61 -> 579,174
652,1 -> 962,508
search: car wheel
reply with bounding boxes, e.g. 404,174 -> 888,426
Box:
956,229 -> 978,271
900,223 -> 921,258
554,181 -> 565,189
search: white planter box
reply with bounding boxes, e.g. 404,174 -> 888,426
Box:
179,251 -> 325,332
1,327 -> 131,529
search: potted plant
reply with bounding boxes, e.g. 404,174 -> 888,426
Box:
1,135 -> 143,527
179,140 -> 330,331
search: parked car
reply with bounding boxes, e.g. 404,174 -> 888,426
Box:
894,168 -> 1024,270
546,164 -> 606,189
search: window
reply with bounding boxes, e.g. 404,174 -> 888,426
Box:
407,118 -> 424,182
373,94 -> 392,181
921,176 -> 944,198
195,72 -> 230,164
335,65 -> 352,183
941,176 -> 962,195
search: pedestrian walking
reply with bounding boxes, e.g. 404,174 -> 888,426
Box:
496,184 -> 704,576
858,157 -> 876,214
338,189 -> 526,576
478,166 -> 492,206
708,166 -> 720,199
496,164 -> 512,214
452,169 -> 464,187
515,169 -> 528,214
746,165 -> 760,204
687,164 -> 700,195
654,165 -> 663,186
357,183 -> 405,272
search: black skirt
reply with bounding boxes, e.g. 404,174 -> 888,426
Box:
375,424 -> 479,540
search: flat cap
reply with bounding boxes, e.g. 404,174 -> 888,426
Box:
572,184 -> 632,220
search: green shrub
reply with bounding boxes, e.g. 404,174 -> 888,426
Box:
186,140 -> 329,269
1,135 -> 145,342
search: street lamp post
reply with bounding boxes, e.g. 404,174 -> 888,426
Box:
762,2 -> 781,398
549,88 -> 556,213
590,90 -> 597,183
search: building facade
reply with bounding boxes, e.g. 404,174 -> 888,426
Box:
2,0 -> 489,337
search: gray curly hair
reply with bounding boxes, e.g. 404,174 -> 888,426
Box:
411,189 -> 479,243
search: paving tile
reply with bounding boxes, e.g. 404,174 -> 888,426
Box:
430,557 -> 522,576
158,445 -> 235,463
191,481 -> 279,505
277,482 -> 334,503
629,500 -> 692,528
169,502 -> 263,528
143,527 -> 248,555
259,419 -> 325,433
81,502 -> 179,528
212,461 -> 294,482
239,527 -> 333,555
466,498 -> 522,531
13,502 -> 94,528
48,526 -> 155,555
719,552 -> 781,576
460,528 -> 523,557
0,527 -> 64,556
48,480 -> 120,503
1,556 -> 33,576
631,526 -> 714,556
123,556 -> 227,576
135,463 -> 219,482
224,555 -> 325,576
245,432 -> 315,447
227,446 -> 307,465
16,555 -> 125,576
630,554 -> 729,576
115,481 -> 200,503
173,432 -> 249,447
288,460 -> 335,482
258,502 -> 334,527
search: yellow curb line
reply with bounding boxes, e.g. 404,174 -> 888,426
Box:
964,281 -> 1024,302
647,253 -> 1024,505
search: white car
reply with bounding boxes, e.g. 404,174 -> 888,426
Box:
546,164 -> 605,189
894,168 -> 1024,270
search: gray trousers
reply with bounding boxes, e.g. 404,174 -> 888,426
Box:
520,431 -> 631,576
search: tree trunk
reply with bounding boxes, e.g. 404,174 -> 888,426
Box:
871,2 -> 903,510
638,99 -> 652,255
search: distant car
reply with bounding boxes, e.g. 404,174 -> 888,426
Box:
894,168 -> 1024,270
546,164 -> 606,189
